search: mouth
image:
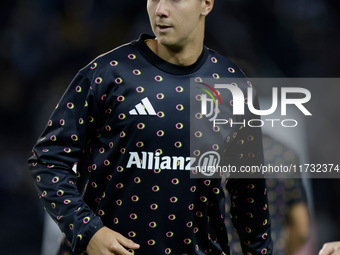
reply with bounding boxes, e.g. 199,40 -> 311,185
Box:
156,24 -> 172,32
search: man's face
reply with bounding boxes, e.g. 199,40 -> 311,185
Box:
147,0 -> 206,50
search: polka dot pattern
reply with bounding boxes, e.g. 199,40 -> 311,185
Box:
28,34 -> 272,255
225,135 -> 306,254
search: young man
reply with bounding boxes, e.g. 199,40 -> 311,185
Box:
29,0 -> 273,254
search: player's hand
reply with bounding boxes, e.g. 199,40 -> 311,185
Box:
319,241 -> 340,255
86,226 -> 140,255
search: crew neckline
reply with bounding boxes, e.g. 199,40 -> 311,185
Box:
133,34 -> 208,75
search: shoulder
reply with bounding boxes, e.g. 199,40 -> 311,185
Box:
79,40 -> 138,77
205,47 -> 246,78
201,48 -> 255,101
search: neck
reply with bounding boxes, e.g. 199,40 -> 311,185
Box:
146,36 -> 204,67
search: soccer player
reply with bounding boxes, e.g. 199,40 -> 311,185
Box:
28,0 -> 273,254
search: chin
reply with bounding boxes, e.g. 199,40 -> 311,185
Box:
157,36 -> 180,49
157,36 -> 172,45
158,38 -> 172,46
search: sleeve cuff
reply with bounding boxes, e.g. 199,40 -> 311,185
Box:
73,216 -> 105,254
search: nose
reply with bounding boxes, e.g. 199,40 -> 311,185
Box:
155,0 -> 169,17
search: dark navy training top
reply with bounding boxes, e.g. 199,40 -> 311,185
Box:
28,34 -> 273,255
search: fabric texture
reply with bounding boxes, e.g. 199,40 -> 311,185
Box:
29,34 -> 272,255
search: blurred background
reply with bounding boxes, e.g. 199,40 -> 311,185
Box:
0,0 -> 339,254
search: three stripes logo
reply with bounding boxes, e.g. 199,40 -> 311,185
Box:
129,97 -> 157,116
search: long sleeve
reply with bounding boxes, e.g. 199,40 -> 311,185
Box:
225,91 -> 273,254
226,177 -> 272,255
28,35 -> 274,255
28,70 -> 104,254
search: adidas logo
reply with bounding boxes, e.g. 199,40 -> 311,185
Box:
129,97 -> 157,115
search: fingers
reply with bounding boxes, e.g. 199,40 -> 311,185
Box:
319,242 -> 340,255
86,227 -> 140,255
108,241 -> 136,255
114,232 -> 140,250
319,246 -> 334,255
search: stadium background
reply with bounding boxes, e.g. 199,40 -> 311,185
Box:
0,1 -> 339,254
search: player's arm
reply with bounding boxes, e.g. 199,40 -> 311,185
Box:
226,177 -> 272,255
225,88 -> 273,255
28,70 -> 139,254
28,71 -> 104,253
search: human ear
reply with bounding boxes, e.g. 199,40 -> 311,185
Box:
201,0 -> 214,16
